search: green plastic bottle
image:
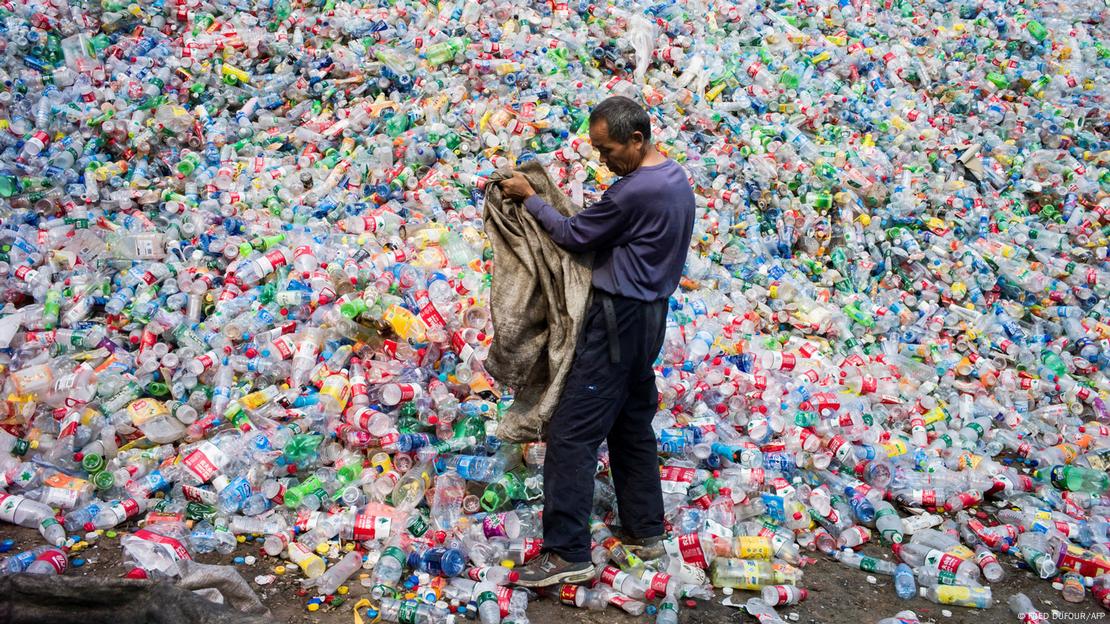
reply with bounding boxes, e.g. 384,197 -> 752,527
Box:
1043,465 -> 1110,494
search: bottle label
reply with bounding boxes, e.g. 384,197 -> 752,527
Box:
495,586 -> 514,616
518,538 -> 542,562
182,441 -> 225,483
926,550 -> 964,574
272,335 -> 296,359
120,498 -> 141,518
918,489 -> 937,507
127,398 -> 168,427
418,302 -> 447,330
132,529 -> 191,561
397,600 -> 419,624
648,572 -> 671,594
35,549 -> 68,574
181,484 -> 217,505
599,565 -> 623,586
1057,544 -> 1110,577
558,584 -> 579,606
40,486 -> 80,509
676,533 -> 709,568
608,593 -> 631,607
735,536 -> 773,559
934,585 -> 978,606
771,585 -> 795,605
43,473 -> 90,508
295,510 -> 322,533
352,514 -> 391,541
659,466 -> 695,494
482,513 -> 510,538
406,514 -> 428,537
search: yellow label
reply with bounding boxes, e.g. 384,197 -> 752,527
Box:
883,439 -> 909,457
735,536 -> 774,560
240,390 -> 271,411
957,452 -> 983,470
45,472 -> 90,491
948,545 -> 975,561
936,585 -> 972,604
127,398 -> 168,426
319,375 -> 351,411
924,407 -> 948,425
1055,444 -> 1079,464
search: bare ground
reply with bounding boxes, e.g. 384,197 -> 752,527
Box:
1,525 -> 1105,624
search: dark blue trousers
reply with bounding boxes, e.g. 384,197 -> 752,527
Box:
542,292 -> 667,562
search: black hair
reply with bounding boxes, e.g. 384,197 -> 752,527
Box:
589,96 -> 651,144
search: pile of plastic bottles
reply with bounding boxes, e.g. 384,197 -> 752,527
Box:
0,0 -> 1108,621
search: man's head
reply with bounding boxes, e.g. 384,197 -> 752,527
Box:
589,96 -> 652,176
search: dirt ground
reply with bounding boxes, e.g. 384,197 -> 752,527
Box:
0,525 -> 1105,624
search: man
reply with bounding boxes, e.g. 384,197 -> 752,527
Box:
497,96 -> 696,587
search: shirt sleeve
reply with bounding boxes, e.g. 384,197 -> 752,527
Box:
523,190 -> 628,253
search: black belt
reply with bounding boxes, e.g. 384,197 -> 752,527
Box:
593,291 -> 621,365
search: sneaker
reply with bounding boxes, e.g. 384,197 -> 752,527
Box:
620,534 -> 666,561
514,552 -> 596,588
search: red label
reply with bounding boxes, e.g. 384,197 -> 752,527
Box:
352,513 -> 377,541
609,594 -> 631,607
383,340 -> 398,358
273,336 -> 295,359
181,484 -> 216,504
295,510 -> 320,532
860,376 -> 877,394
132,529 -> 192,561
294,245 -> 313,259
1057,549 -> 1110,577
182,449 -> 218,482
936,553 -> 962,573
393,384 -> 416,402
660,466 -> 695,483
520,538 -> 543,562
419,302 -> 447,330
600,566 -> 621,585
648,572 -> 671,594
495,586 -> 514,616
265,249 -> 288,268
36,549 -> 68,574
677,533 -> 708,568
742,468 -> 765,485
921,490 -> 937,507
559,584 -> 579,605
121,498 -> 140,518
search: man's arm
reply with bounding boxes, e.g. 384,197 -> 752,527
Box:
523,192 -> 627,254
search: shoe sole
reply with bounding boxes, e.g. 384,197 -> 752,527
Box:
514,565 -> 596,588
626,545 -> 665,561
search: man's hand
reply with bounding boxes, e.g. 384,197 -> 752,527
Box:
498,172 -> 536,202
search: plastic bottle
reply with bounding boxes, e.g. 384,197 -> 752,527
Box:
288,541 -> 326,579
308,550 -> 363,596
0,493 -> 67,545
919,585 -> 993,609
24,549 -> 68,576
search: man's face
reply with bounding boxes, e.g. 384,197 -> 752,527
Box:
589,119 -> 644,177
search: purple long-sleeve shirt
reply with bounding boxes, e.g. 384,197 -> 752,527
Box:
524,159 -> 695,302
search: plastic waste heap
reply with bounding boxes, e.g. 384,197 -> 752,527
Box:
0,0 -> 1108,621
